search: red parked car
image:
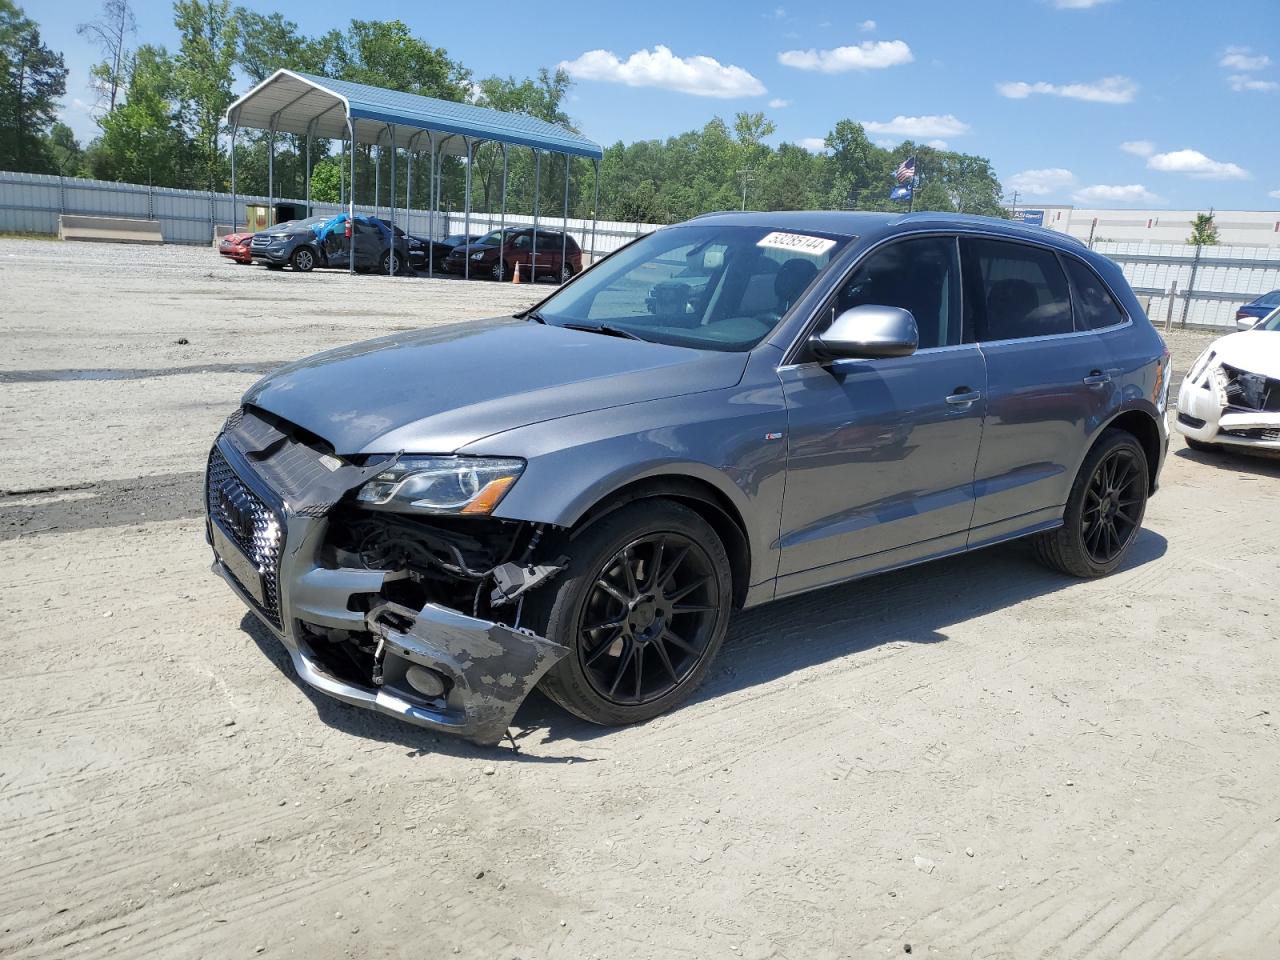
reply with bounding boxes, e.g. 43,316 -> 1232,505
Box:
218,231 -> 255,264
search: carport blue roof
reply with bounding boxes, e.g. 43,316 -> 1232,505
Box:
226,69 -> 603,160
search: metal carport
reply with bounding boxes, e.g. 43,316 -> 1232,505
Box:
224,69 -> 604,278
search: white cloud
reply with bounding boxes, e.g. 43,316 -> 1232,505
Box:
778,40 -> 913,73
1228,74 -> 1279,92
558,45 -> 765,98
1072,184 -> 1163,205
926,139 -> 949,150
1053,0 -> 1112,7
772,5 -> 787,17
798,137 -> 828,152
1220,46 -> 1271,71
861,114 -> 971,139
768,97 -> 791,109
996,75 -> 1137,104
1269,189 -> 1280,200
1147,148 -> 1250,180
859,19 -> 877,32
1008,168 -> 1077,196
1120,139 -> 1155,157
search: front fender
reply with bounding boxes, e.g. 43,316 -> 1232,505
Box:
462,381 -> 789,589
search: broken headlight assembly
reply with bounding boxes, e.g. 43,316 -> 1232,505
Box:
354,456 -> 525,516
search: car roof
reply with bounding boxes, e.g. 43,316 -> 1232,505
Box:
684,209 -> 1088,254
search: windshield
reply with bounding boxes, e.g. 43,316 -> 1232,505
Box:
532,224 -> 850,351
443,234 -> 471,245
476,229 -> 509,245
1258,305 -> 1280,331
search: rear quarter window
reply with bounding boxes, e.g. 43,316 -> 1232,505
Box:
1063,257 -> 1127,330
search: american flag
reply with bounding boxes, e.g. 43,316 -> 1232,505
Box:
894,155 -> 917,184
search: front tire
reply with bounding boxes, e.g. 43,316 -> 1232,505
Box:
530,500 -> 733,727
1034,429 -> 1149,578
291,247 -> 315,272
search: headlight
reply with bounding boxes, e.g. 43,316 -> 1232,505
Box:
1187,348 -> 1214,384
355,456 -> 524,515
471,251 -> 487,260
270,232 -> 289,240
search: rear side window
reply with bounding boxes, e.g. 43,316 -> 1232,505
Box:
962,238 -> 1072,341
1064,257 -> 1126,329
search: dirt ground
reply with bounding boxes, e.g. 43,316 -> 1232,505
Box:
2,238 -> 1277,960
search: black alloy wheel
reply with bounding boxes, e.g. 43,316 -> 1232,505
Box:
1034,429 -> 1149,578
1081,447 -> 1143,564
530,500 -> 733,726
578,533 -> 719,706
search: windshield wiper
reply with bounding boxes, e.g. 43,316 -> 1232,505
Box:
560,322 -> 646,342
524,309 -> 547,324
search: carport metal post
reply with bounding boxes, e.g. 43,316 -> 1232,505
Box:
463,136 -> 474,281
426,135 -> 437,278
591,160 -> 600,265
562,155 -> 569,282
407,131 -> 424,276
304,119 -> 316,217
532,149 -> 541,280
498,143 -> 508,281
267,120 -> 275,220
229,117 -> 238,231
388,125 -> 398,275
347,117 -> 355,274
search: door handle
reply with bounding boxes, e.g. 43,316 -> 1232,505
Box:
946,389 -> 982,405
1083,370 -> 1112,387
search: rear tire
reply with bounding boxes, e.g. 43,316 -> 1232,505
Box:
1034,429 -> 1149,578
529,500 -> 733,727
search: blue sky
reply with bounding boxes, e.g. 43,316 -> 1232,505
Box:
38,0 -> 1280,210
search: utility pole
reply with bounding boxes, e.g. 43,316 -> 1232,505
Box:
737,169 -> 757,211
1007,190 -> 1020,220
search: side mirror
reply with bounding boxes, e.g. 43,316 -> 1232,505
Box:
810,304 -> 919,362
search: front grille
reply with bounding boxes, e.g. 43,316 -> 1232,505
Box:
1224,427 -> 1280,442
206,447 -> 284,628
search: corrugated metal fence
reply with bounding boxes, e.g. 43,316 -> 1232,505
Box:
1093,240 -> 1280,329
3,170 -> 1276,326
0,169 -> 653,258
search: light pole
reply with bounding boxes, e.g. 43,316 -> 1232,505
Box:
737,169 -> 757,211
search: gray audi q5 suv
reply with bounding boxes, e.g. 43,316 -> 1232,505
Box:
206,211 -> 1170,743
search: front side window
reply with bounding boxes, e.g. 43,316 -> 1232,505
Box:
822,235 -> 962,349
533,224 -> 850,351
963,237 -> 1073,341
1064,257 -> 1126,330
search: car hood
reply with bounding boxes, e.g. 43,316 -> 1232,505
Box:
1208,329 -> 1280,373
451,241 -> 498,257
243,318 -> 749,455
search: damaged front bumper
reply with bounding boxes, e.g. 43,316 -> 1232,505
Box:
205,425 -> 568,746
1175,358 -> 1280,452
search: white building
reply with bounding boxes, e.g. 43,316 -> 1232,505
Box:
1012,205 -> 1280,247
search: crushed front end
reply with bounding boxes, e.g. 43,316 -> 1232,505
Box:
204,406 -> 569,745
1176,351 -> 1280,453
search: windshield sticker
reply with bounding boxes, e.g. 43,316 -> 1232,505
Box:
757,231 -> 837,256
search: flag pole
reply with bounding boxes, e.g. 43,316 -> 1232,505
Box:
909,150 -> 919,213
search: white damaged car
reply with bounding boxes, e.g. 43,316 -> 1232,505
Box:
1176,305 -> 1280,454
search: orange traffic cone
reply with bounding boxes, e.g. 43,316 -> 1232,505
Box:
512,262 -> 521,284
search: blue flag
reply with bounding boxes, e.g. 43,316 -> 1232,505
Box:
889,182 -> 913,202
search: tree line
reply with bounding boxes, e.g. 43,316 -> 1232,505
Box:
2,0 -> 1006,222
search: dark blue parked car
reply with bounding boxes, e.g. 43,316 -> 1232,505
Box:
1236,289 -> 1280,330
208,211 -> 1171,743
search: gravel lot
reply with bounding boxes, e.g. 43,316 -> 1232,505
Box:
2,238 -> 1278,960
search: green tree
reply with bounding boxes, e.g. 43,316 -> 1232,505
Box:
1188,211 -> 1219,246
173,0 -> 237,188
46,121 -> 84,174
0,0 -> 68,172
76,0 -> 136,114
87,44 -> 194,185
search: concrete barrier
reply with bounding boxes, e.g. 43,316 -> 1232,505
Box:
58,214 -> 164,244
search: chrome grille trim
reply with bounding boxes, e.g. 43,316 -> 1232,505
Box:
206,446 -> 284,628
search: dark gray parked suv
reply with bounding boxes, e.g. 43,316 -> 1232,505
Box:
206,211 -> 1170,743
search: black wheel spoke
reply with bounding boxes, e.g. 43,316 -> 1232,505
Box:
596,579 -> 631,607
651,637 -> 680,683
667,576 -> 711,604
658,544 -> 691,589
672,602 -> 717,615
620,547 -> 639,597
608,644 -> 635,697
648,538 -> 666,589
632,645 -> 645,702
584,628 -> 625,666
661,628 -> 699,657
